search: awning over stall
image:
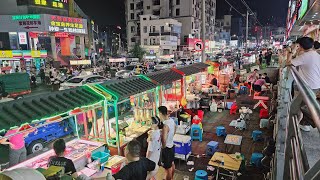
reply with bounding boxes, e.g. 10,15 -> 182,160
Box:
146,69 -> 183,85
192,62 -> 210,70
0,86 -> 103,131
176,63 -> 209,76
99,76 -> 157,101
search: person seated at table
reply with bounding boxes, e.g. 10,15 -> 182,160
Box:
48,139 -> 78,178
263,73 -> 271,84
253,78 -> 268,95
113,140 -> 157,180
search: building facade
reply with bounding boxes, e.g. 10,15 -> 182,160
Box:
0,0 -> 92,68
140,15 -> 181,57
125,0 -> 216,50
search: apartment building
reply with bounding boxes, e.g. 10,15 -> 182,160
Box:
140,15 -> 181,56
125,0 -> 216,50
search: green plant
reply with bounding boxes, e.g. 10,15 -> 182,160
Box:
129,45 -> 146,61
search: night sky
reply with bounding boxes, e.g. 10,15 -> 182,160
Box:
75,0 -> 289,28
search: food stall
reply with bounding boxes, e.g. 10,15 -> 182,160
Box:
89,76 -> 158,156
0,86 -> 126,176
145,69 -> 183,115
175,63 -> 210,97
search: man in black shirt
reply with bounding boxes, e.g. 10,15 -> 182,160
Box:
113,140 -> 156,180
263,73 -> 271,84
48,139 -> 78,178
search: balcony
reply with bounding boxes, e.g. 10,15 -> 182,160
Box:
153,0 -> 160,6
149,31 -> 179,37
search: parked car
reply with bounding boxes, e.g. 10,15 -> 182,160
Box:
154,60 -> 176,71
59,75 -> 107,90
115,65 -> 136,79
116,65 -> 145,79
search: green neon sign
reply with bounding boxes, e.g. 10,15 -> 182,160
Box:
12,14 -> 41,21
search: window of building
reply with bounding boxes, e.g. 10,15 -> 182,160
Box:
130,13 -> 134,20
161,26 -> 164,33
143,26 -> 147,33
131,38 -> 136,42
144,39 -> 148,45
153,0 -> 160,6
226,22 -> 229,26
130,3 -> 134,10
192,22 -> 194,29
176,0 -> 180,5
152,26 -> 156,32
131,26 -> 135,33
147,6 -> 151,9
153,10 -> 160,16
176,8 -> 180,16
143,18 -> 147,20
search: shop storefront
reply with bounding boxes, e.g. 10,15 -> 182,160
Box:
0,50 -> 47,74
0,14 -> 88,65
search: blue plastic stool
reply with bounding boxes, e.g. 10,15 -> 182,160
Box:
206,141 -> 219,156
252,130 -> 263,142
195,170 -> 208,180
250,153 -> 264,167
216,126 -> 226,137
239,86 -> 248,95
191,124 -> 203,142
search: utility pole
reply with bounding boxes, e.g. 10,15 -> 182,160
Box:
201,0 -> 206,62
245,10 -> 249,53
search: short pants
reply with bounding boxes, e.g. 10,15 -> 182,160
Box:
161,146 -> 175,169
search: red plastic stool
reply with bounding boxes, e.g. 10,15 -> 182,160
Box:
259,109 -> 269,119
230,103 -> 238,115
197,110 -> 204,121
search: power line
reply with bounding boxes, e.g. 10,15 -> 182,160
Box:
240,0 -> 263,26
223,0 -> 256,27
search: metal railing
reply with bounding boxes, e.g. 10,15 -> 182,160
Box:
273,65 -> 320,180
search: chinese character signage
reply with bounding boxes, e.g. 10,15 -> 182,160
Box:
18,32 -> 28,44
47,15 -> 87,34
33,0 -> 68,10
0,51 -> 13,58
0,14 -> 87,35
31,50 -> 41,58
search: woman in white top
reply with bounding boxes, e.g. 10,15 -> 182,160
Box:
147,116 -> 162,164
146,116 -> 162,180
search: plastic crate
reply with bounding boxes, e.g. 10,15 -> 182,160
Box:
92,151 -> 110,163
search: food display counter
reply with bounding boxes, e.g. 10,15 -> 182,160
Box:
7,139 -> 104,171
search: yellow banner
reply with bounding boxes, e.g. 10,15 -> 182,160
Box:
0,51 -> 13,58
31,50 -> 41,58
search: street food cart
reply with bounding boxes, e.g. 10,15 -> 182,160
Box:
0,86 -> 119,176
146,69 -> 183,115
89,76 -> 158,155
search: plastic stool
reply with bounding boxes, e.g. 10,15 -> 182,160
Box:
250,153 -> 264,167
206,141 -> 219,156
259,109 -> 269,119
230,103 -> 238,115
216,126 -> 226,137
239,86 -> 248,95
252,130 -> 263,142
195,170 -> 208,180
191,124 -> 203,142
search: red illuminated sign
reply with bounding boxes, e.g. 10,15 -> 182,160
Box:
54,32 -> 69,37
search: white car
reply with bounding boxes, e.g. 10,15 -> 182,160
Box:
115,65 -> 145,79
59,75 -> 107,90
154,60 -> 176,71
